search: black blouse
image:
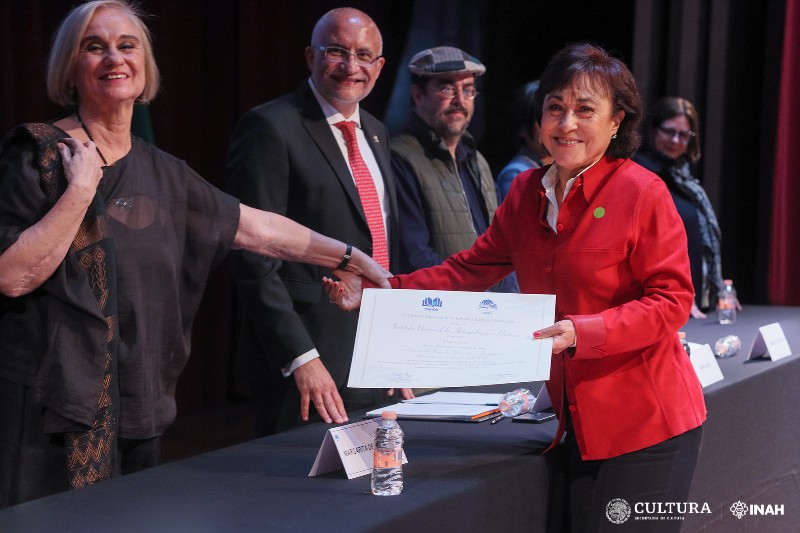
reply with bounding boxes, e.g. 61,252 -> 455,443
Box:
0,127 -> 240,438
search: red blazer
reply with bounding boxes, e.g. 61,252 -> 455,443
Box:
389,156 -> 707,460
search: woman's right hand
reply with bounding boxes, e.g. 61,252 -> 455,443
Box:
534,319 -> 577,354
57,138 -> 104,201
323,272 -> 365,311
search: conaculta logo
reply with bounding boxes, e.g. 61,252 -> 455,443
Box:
730,500 -> 785,519
605,498 -> 712,524
605,498 -> 631,524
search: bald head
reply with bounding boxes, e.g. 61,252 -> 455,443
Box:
312,8 -> 382,55
305,7 -> 385,116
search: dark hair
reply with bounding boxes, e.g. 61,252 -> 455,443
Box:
410,73 -> 433,91
644,97 -> 702,163
511,80 -> 540,149
534,43 -> 642,159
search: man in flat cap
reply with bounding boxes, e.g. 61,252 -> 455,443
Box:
390,46 -> 518,291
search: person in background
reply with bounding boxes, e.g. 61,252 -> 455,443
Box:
0,0 -> 389,507
390,46 -> 518,292
634,97 -> 725,318
496,80 -> 553,202
329,43 -> 706,532
226,7 -> 411,438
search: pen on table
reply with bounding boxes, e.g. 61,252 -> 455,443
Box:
489,413 -> 505,424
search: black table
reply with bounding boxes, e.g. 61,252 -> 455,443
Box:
0,381 -> 561,533
679,306 -> 800,532
1,306 -> 799,532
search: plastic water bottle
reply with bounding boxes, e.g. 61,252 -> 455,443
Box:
678,332 -> 691,356
717,279 -> 737,325
371,411 -> 403,495
498,388 -> 536,417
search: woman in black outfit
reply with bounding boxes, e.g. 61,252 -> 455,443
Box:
634,97 -> 724,318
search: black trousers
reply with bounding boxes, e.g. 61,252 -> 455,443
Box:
566,421 -> 704,533
0,379 -> 160,508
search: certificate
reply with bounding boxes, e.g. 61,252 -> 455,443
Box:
348,289 -> 556,388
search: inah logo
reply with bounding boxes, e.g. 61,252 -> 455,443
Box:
606,498 -> 631,524
730,501 -> 747,519
729,501 -> 785,517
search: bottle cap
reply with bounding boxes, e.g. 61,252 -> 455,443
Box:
381,411 -> 397,420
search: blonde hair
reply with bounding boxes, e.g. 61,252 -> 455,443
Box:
47,0 -> 160,107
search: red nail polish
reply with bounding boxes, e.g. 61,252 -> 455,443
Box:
533,331 -> 541,338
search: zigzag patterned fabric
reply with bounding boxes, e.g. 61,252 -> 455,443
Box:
23,123 -> 120,488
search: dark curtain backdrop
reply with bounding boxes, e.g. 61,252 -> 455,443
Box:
631,0 -> 787,308
0,1 -> 791,417
769,0 -> 800,305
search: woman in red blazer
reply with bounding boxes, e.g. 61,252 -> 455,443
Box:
329,43 -> 706,531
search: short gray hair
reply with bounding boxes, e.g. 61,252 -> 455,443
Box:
47,0 -> 160,107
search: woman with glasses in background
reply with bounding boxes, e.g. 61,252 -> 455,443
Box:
634,97 -> 725,318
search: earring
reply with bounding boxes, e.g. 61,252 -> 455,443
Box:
611,133 -> 618,140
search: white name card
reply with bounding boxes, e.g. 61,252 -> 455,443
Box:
308,419 -> 408,479
688,342 -> 724,387
747,322 -> 792,362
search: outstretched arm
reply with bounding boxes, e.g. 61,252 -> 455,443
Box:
233,204 -> 391,288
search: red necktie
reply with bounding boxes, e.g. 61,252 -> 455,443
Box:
334,120 -> 389,269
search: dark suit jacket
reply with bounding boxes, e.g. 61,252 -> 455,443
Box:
226,82 -> 399,393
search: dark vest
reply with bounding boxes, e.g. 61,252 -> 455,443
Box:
391,124 -> 497,258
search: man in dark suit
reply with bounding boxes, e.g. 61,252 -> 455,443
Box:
226,7 -> 409,436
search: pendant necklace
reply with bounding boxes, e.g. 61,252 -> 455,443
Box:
76,109 -> 132,166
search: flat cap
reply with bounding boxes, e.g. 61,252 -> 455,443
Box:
408,46 -> 486,77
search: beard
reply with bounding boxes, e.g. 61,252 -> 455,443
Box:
435,105 -> 471,142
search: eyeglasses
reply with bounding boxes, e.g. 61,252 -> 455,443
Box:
434,85 -> 479,100
657,125 -> 696,143
314,45 -> 382,67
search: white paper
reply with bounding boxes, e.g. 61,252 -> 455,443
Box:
308,419 -> 407,479
366,402 -> 500,420
349,289 -> 556,388
688,342 -> 724,387
747,322 -> 792,361
402,391 -> 501,405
